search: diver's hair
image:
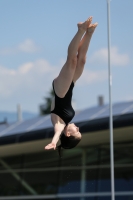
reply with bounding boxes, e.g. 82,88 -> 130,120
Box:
57,133 -> 81,158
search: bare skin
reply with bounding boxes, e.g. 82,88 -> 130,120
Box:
45,17 -> 98,150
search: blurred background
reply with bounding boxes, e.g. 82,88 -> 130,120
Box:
0,0 -> 133,121
0,1 -> 133,200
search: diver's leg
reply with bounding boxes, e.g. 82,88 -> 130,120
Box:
54,17 -> 92,97
73,23 -> 98,82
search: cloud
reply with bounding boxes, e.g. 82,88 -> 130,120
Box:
89,46 -> 130,66
0,59 -> 57,98
18,39 -> 39,53
0,59 -> 108,100
78,69 -> 108,85
125,95 -> 133,102
0,39 -> 39,55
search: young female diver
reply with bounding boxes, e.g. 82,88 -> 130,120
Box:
45,16 -> 98,155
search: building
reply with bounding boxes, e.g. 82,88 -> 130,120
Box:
0,101 -> 133,200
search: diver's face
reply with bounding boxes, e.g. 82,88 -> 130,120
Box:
65,123 -> 82,139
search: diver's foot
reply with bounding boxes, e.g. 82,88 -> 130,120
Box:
87,23 -> 98,34
77,16 -> 93,31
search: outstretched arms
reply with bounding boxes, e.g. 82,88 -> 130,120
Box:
44,122 -> 65,150
44,131 -> 61,150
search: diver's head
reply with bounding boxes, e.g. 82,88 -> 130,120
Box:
59,123 -> 82,151
64,123 -> 81,139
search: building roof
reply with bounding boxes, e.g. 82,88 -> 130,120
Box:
0,101 -> 133,145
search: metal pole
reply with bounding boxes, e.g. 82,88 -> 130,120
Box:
107,0 -> 115,200
81,149 -> 86,200
17,104 -> 23,122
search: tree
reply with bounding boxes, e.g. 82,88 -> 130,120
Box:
40,88 -> 54,115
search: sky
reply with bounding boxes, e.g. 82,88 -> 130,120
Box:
0,0 -> 133,114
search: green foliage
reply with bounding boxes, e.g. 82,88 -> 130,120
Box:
40,88 -> 54,115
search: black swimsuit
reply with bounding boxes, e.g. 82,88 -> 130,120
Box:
51,80 -> 75,125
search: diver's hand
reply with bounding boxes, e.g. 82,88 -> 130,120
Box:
44,142 -> 56,150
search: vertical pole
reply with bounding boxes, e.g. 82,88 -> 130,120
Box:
81,149 -> 86,200
17,104 -> 22,122
107,1 -> 115,200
